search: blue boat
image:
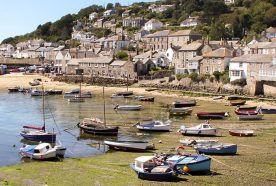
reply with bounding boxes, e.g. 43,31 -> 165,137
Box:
259,107 -> 276,114
194,143 -> 237,155
130,156 -> 177,181
20,129 -> 56,142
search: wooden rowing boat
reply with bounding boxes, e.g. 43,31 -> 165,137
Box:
230,100 -> 246,106
229,129 -> 254,137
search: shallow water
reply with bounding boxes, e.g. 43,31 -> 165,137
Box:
0,90 -> 171,167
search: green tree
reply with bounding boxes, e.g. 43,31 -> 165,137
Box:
116,51 -> 128,60
106,3 -> 114,10
213,71 -> 222,81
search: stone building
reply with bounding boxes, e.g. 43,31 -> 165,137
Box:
168,30 -> 202,47
144,30 -> 172,51
109,60 -> 136,79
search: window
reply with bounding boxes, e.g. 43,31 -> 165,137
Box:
231,70 -> 240,77
239,63 -> 243,68
206,66 -> 209,72
102,63 -> 105,67
95,64 -> 98,68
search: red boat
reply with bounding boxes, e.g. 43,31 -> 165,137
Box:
234,110 -> 258,115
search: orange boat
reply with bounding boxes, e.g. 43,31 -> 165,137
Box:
230,100 -> 246,106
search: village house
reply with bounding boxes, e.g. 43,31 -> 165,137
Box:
0,44 -> 14,57
144,30 -> 172,51
134,58 -> 156,76
102,34 -> 131,49
69,48 -> 96,59
54,50 -> 72,73
71,31 -> 95,43
200,47 -> 233,74
173,42 -> 204,74
89,12 -> 98,20
144,19 -> 163,31
168,30 -> 202,47
109,60 -> 136,79
248,42 -> 271,54
148,4 -> 174,13
123,17 -> 144,28
180,16 -> 202,28
262,42 -> 276,55
122,10 -> 132,17
187,56 -> 203,74
134,29 -> 150,41
103,9 -> 116,17
229,54 -> 251,82
94,18 -> 105,28
265,27 -> 276,40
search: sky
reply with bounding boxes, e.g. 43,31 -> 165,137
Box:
0,0 -> 154,43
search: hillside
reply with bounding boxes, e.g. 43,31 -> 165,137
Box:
2,0 -> 276,46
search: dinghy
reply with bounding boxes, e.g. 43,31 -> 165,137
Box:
179,139 -> 219,146
194,143 -> 237,155
114,104 -> 143,111
169,108 -> 193,116
104,140 -> 154,151
258,107 -> 276,114
196,112 -> 228,120
173,100 -> 196,108
238,114 -> 263,120
136,120 -> 171,132
229,129 -> 254,137
236,105 -> 257,110
229,100 -> 246,106
179,123 -> 217,136
138,97 -> 155,102
75,91 -> 93,98
68,98 -> 85,102
130,156 -> 176,181
234,109 -> 258,115
19,143 -> 66,160
31,89 -> 48,96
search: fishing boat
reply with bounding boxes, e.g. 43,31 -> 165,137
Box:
68,98 -> 85,102
75,91 -> 93,98
258,107 -> 276,114
173,100 -> 196,108
114,104 -> 143,111
229,129 -> 254,137
8,87 -> 20,92
19,142 -> 66,160
196,112 -> 228,120
179,123 -> 217,136
138,97 -> 155,102
212,95 -> 224,100
237,114 -> 264,120
135,120 -> 171,132
169,108 -> 193,116
227,96 -> 245,100
46,89 -> 63,95
179,139 -> 219,146
229,100 -> 246,106
64,88 -> 80,97
20,85 -> 56,142
234,109 -> 258,115
236,105 -> 257,110
104,140 -> 154,151
130,156 -> 176,181
194,143 -> 237,155
167,154 -> 211,174
31,89 -> 48,96
77,87 -> 119,136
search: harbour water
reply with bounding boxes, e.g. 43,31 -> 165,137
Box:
0,90 -> 170,167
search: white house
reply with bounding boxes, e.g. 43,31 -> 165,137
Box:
89,12 -> 98,20
144,19 -> 163,31
180,16 -> 201,27
225,0 -> 235,5
0,44 -> 14,57
55,50 -> 72,73
103,9 -> 115,17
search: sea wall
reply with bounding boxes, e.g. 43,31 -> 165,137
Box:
0,57 -> 40,66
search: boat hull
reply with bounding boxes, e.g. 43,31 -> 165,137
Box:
230,100 -> 246,106
137,125 -> 170,132
20,132 -> 56,142
195,144 -> 237,155
130,163 -> 176,181
234,110 -> 258,115
78,124 -> 119,136
173,101 -> 196,108
229,130 -> 254,137
238,114 -> 263,120
260,108 -> 276,114
197,115 -> 224,120
180,129 -> 217,136
104,140 -> 149,151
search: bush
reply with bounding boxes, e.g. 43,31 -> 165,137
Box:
176,74 -> 189,81
213,71 -> 222,81
221,71 -> 230,84
189,72 -> 199,82
231,79 -> 247,86
116,51 -> 128,60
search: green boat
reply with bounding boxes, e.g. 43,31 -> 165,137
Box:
169,108 -> 193,116
237,105 -> 257,110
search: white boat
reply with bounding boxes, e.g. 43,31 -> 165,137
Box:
31,89 -> 48,96
111,94 -> 125,98
136,120 -> 171,131
104,140 -> 154,151
19,143 -> 66,160
179,138 -> 219,146
238,114 -> 264,120
179,123 -> 218,136
114,104 -> 143,111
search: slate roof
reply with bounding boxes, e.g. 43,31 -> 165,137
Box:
203,48 -> 233,58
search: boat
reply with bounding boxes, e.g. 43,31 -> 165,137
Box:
212,95 -> 224,100
229,129 -> 254,137
114,104 -> 142,111
145,88 -> 159,92
234,109 -> 258,115
196,112 -> 228,120
169,108 -> 193,116
115,91 -> 133,96
77,87 -> 119,136
194,143 -> 237,155
20,84 -> 56,142
19,142 -> 66,160
29,81 -> 40,86
64,88 -> 80,97
46,89 -> 63,95
172,100 -> 196,108
68,77 -> 86,102
179,123 -> 217,136
8,87 -> 20,92
238,114 -> 264,120
130,156 -> 176,181
31,89 -> 48,96
75,91 -> 93,98
229,100 -> 246,106
236,105 -> 257,110
138,97 -> 155,102
68,98 -> 85,102
227,96 -> 246,100
110,94 -> 125,98
135,120 -> 171,132
104,140 -> 154,151
179,139 -> 219,146
258,107 -> 276,114
167,154 -> 211,174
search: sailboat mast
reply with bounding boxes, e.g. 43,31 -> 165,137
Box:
103,86 -> 106,127
79,73 -> 82,97
42,84 -> 46,132
127,75 -> 128,92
